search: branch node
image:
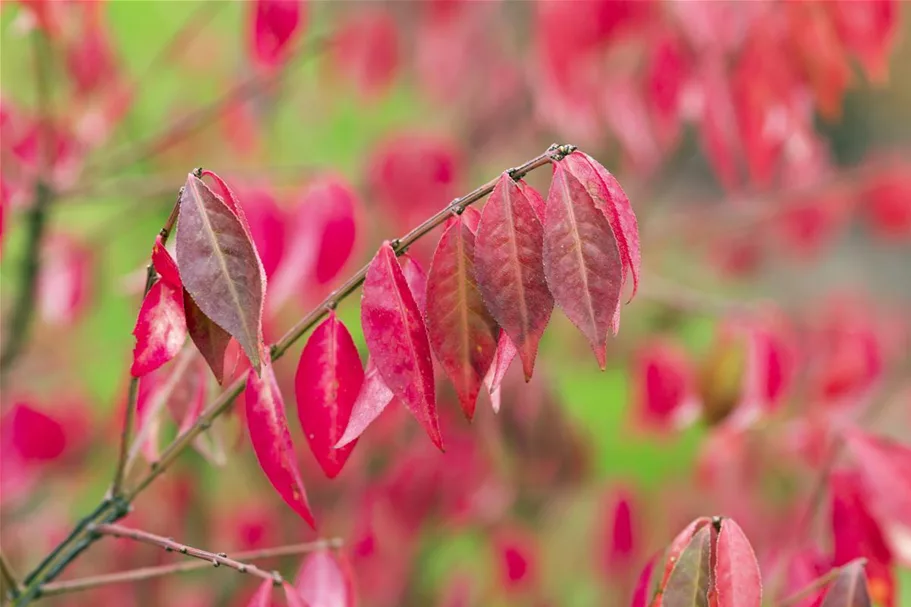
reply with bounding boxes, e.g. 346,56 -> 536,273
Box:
271,571 -> 284,586
192,167 -> 203,178
211,559 -> 219,567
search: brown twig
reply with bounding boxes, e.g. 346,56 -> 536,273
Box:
89,524 -> 285,586
1,551 -> 21,600
12,146 -> 570,606
779,558 -> 866,607
38,538 -> 341,598
109,195 -> 182,498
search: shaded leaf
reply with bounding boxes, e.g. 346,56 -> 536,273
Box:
483,329 -> 517,414
245,361 -> 315,528
176,174 -> 265,373
426,215 -> 498,419
361,242 -> 440,449
662,526 -> 712,607
543,161 -> 622,369
562,151 -> 640,300
819,561 -> 872,607
184,288 -> 232,384
714,518 -> 762,607
296,312 -> 364,478
294,549 -> 355,607
475,173 -> 553,380
130,279 -> 186,377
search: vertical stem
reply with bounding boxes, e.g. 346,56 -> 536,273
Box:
1,551 -> 21,600
109,196 -> 182,497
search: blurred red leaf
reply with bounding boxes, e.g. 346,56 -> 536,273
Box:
295,312 -> 363,478
662,525 -> 712,607
475,174 -> 553,380
3,402 -> 66,461
37,234 -> 92,326
64,1 -> 117,97
176,174 -> 265,373
827,0 -> 899,83
331,10 -> 399,98
831,469 -> 895,607
860,162 -> 911,240
634,340 -> 696,431
494,528 -> 539,594
247,578 -> 273,607
602,489 -> 639,575
845,430 -> 911,530
361,242 -> 441,450
240,188 -> 287,279
426,214 -> 498,419
714,518 -> 762,607
544,160 -> 622,369
311,178 -> 359,286
294,549 -> 355,607
244,361 -> 315,528
631,556 -> 656,607
250,0 -> 305,69
819,561 -> 872,607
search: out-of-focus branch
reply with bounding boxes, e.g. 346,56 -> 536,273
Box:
37,538 -> 342,598
0,30 -> 56,381
90,524 -> 284,586
1,551 -> 21,600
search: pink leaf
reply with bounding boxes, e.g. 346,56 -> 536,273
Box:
184,288 -> 232,385
483,330 -> 518,414
335,254 -> 425,447
361,242 -> 441,450
245,361 -> 315,528
819,561 -> 873,607
331,10 -> 400,98
247,578 -> 273,607
714,518 -> 762,607
250,0 -> 305,69
312,179 -> 359,285
562,151 -> 640,301
294,549 -> 355,607
426,215 -> 498,420
130,280 -> 187,377
475,173 -> 553,380
543,161 -> 622,369
296,312 -> 363,478
845,430 -> 911,529
662,525 -> 712,607
283,583 -> 308,607
176,174 -> 265,373
631,556 -> 657,607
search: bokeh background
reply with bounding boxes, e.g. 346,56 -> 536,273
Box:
1,1 -> 910,606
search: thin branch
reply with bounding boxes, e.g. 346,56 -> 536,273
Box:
90,524 -> 284,586
779,559 -> 866,607
38,538 -> 342,598
0,31 -> 55,379
109,195 -> 182,498
13,145 -> 569,606
125,144 -> 570,501
1,551 -> 21,600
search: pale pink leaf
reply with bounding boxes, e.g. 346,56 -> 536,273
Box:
715,518 -> 762,607
130,280 -> 187,377
294,549 -> 355,607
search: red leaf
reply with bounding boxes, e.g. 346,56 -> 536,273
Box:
714,518 -> 762,607
241,188 -> 288,279
312,178 -> 359,285
819,561 -> 872,607
294,549 -> 355,607
460,206 -> 482,233
662,525 -> 712,607
37,234 -> 92,326
483,330 -> 518,414
602,489 -> 638,574
631,556 -> 657,607
331,10 -> 400,98
475,173 -> 553,380
361,242 -> 441,449
828,0 -> 899,83
831,469 -> 895,607
860,162 -> 911,240
426,216 -> 498,419
184,288 -> 233,385
562,151 -> 640,301
845,430 -> 911,529
296,312 -> 364,478
335,254 -> 425,448
634,340 -> 696,431
246,578 -> 273,607
4,403 -> 66,461
152,236 -> 181,287
176,174 -> 265,373
543,161 -> 622,369
64,2 -> 117,97
245,361 -> 315,528
250,0 -> 305,69
130,279 -> 187,377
